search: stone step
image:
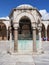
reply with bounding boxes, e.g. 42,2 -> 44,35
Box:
16,62 -> 35,65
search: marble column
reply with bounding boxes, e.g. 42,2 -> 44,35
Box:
45,30 -> 47,41
14,28 -> 18,52
9,27 -> 13,53
7,27 -> 12,53
10,32 -> 12,41
33,28 -> 37,52
7,30 -> 8,40
38,28 -> 42,52
10,27 -> 12,41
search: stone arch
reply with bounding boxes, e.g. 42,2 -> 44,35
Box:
41,23 -> 46,41
0,22 -> 7,40
16,12 -> 36,26
18,16 -> 32,40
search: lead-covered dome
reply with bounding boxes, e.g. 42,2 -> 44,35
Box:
16,4 -> 35,9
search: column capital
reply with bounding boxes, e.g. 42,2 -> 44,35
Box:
37,23 -> 42,32
32,22 -> 37,30
33,27 -> 36,30
9,26 -> 12,33
32,23 -> 36,27
13,23 -> 19,30
14,27 -> 18,30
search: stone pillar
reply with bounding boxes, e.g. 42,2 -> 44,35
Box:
7,27 -> 12,53
38,28 -> 42,53
10,27 -> 12,52
39,29 -> 42,47
10,27 -> 12,41
14,28 -> 18,52
33,28 -> 37,52
45,30 -> 47,41
7,30 -> 8,40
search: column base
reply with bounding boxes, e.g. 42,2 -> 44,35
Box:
7,51 -> 12,55
37,49 -> 44,54
7,50 -> 44,55
7,48 -> 14,55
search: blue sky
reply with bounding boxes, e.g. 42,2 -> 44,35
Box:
0,0 -> 49,17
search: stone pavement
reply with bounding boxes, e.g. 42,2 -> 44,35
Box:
0,41 -> 49,65
0,51 -> 49,65
33,53 -> 49,65
0,51 -> 35,65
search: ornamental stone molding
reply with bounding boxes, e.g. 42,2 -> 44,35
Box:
14,12 -> 36,24
10,5 -> 42,25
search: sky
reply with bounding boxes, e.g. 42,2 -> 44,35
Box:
0,0 -> 49,20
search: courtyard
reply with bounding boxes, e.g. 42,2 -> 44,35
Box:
0,3 -> 49,65
0,41 -> 49,65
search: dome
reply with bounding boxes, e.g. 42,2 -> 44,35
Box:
16,4 -> 35,9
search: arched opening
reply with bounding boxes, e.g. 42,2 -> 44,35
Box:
0,22 -> 7,40
41,23 -> 46,41
18,16 -> 32,40
47,25 -> 49,41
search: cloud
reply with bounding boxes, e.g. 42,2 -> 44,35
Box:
39,9 -> 49,20
0,16 -> 9,20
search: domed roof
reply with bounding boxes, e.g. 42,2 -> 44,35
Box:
16,4 -> 35,9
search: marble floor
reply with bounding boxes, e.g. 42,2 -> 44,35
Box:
0,51 -> 49,65
0,41 -> 49,65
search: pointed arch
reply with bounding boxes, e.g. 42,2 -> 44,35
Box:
16,12 -> 36,25
18,16 -> 32,40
